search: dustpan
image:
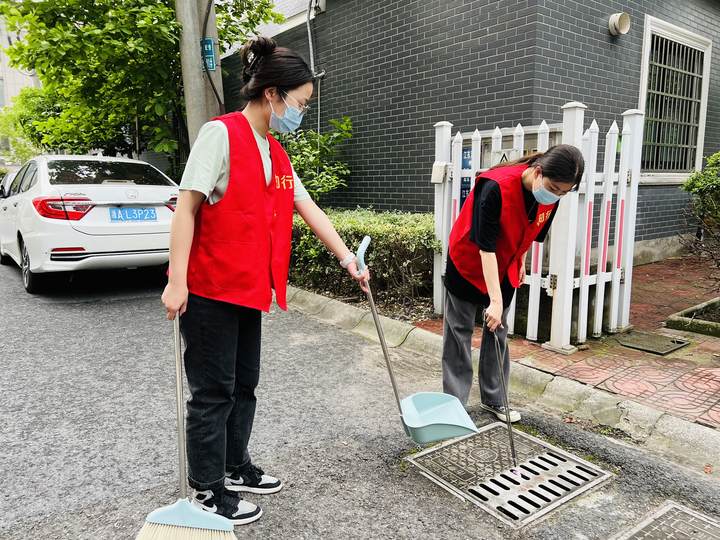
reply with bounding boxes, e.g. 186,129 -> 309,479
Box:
355,236 -> 478,445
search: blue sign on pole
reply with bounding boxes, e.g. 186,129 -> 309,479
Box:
201,37 -> 216,71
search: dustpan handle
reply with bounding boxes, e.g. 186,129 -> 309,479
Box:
173,316 -> 188,499
356,237 -> 403,415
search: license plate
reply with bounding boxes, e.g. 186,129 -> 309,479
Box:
109,207 -> 157,222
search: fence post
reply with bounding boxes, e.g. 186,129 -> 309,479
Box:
526,121 -> 550,341
432,121 -> 452,315
491,127 -> 502,166
608,120 -> 632,333
593,121 -> 619,337
507,123 -> 525,334
545,101 -> 586,353
576,120 -> 599,343
619,110 -> 645,329
471,129 -> 481,191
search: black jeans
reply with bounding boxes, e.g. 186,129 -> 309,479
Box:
179,293 -> 261,491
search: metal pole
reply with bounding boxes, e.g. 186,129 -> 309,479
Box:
198,0 -> 224,118
173,317 -> 188,499
176,0 -> 211,145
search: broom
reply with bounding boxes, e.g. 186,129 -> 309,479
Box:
136,317 -> 236,539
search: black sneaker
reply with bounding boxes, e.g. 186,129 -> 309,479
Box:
191,487 -> 262,525
480,402 -> 522,423
225,464 -> 283,495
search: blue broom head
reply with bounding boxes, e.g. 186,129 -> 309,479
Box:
145,498 -> 233,531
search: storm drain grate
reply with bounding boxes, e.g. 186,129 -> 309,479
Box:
611,501 -> 720,540
615,331 -> 689,355
406,423 -> 612,528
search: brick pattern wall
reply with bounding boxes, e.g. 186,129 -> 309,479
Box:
222,0 -> 718,241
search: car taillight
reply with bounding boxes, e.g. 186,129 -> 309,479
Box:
33,197 -> 94,221
165,196 -> 177,212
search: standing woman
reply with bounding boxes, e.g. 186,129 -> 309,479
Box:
442,145 -> 584,422
161,37 -> 368,525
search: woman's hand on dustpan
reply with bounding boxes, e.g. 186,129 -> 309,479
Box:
347,260 -> 371,293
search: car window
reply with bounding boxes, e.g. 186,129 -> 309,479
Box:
47,160 -> 174,186
19,162 -> 38,193
8,164 -> 29,196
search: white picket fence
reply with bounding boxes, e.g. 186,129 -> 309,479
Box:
431,102 -> 645,352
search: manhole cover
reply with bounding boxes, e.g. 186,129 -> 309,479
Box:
406,423 -> 612,528
611,501 -> 720,539
616,331 -> 689,355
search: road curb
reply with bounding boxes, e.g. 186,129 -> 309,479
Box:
287,285 -> 719,477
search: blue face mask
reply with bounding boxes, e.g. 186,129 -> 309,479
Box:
269,95 -> 305,133
532,177 -> 561,205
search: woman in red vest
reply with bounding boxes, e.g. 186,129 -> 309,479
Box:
161,37 -> 368,526
443,145 -> 584,423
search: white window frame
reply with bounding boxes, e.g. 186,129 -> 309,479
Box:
638,15 -> 712,186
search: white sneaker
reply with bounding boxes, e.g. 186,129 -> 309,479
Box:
191,488 -> 262,526
225,464 -> 283,495
480,403 -> 522,423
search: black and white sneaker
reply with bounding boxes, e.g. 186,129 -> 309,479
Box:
225,464 -> 283,495
480,402 -> 522,423
191,487 -> 262,526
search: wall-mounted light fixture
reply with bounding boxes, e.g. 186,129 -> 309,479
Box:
609,12 -> 631,36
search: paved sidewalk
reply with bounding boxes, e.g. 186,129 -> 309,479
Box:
415,257 -> 720,429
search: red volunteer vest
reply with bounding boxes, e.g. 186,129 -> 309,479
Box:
186,112 -> 295,312
448,164 -> 556,294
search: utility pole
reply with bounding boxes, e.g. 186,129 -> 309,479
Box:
176,0 -> 224,146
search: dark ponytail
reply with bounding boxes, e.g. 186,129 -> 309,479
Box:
490,144 -> 585,188
239,36 -> 313,101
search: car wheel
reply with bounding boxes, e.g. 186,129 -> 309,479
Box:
20,241 -> 46,294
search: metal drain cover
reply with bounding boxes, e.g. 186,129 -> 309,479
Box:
611,501 -> 720,540
615,331 -> 689,355
406,423 -> 612,528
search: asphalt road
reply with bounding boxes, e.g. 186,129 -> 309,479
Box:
1,263 -> 718,539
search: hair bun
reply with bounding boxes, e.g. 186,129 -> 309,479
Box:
240,36 -> 277,82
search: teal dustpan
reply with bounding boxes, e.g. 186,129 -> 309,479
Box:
356,237 -> 479,445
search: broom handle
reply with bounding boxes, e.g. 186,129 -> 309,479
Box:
173,316 -> 188,499
356,236 -> 403,414
491,326 -> 518,468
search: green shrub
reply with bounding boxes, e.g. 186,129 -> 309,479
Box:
682,151 -> 720,289
291,209 -> 439,301
275,116 -> 352,200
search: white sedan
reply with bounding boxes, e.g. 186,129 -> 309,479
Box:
0,155 -> 178,293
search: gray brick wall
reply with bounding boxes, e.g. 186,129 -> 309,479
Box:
222,0 -> 719,241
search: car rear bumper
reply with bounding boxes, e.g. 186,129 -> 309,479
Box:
25,229 -> 169,273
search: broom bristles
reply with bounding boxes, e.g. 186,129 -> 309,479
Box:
136,522 -> 236,540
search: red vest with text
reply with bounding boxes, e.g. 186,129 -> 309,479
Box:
448,164 -> 556,294
186,112 -> 295,312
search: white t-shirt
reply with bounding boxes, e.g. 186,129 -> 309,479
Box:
180,120 -> 311,204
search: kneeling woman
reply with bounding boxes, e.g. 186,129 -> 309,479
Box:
442,145 -> 584,422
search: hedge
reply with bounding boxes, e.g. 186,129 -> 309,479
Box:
290,209 -> 439,300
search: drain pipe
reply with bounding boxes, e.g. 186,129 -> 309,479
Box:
306,0 -> 326,172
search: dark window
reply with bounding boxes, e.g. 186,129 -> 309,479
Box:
20,163 -> 38,192
643,34 -> 705,172
47,160 -> 174,186
8,163 -> 29,196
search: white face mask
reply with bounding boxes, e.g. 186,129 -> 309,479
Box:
269,95 -> 305,133
532,176 -> 561,204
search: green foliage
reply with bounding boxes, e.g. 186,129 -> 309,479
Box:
682,151 -> 720,290
0,88 -> 44,163
682,151 -> 720,225
0,0 -> 280,156
291,209 -> 439,301
275,117 -> 353,200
